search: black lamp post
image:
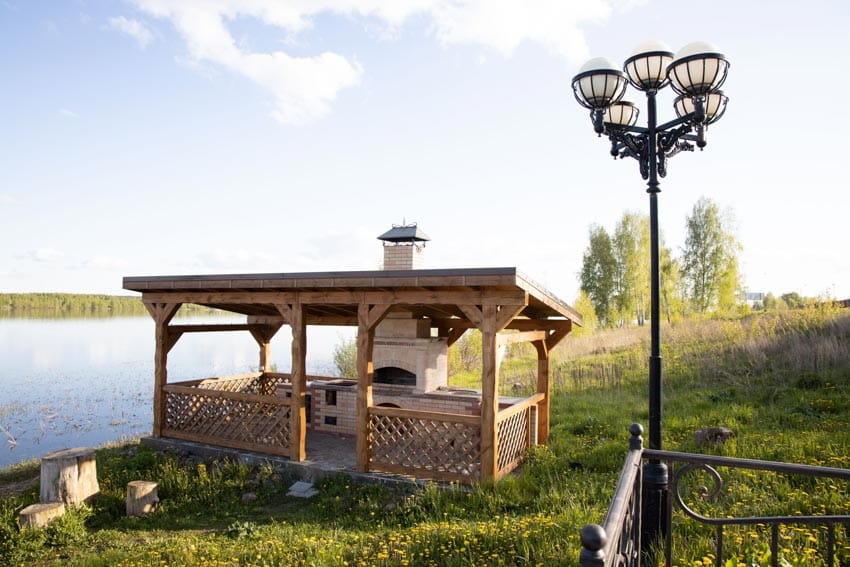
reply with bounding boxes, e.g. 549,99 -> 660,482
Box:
571,40 -> 730,550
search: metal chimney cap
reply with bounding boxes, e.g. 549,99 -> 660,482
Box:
377,223 -> 431,243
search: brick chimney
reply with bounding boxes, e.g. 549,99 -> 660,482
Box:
377,223 -> 430,270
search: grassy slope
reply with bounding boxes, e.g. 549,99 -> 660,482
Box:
1,307 -> 848,566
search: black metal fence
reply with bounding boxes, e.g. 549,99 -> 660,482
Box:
580,424 -> 850,567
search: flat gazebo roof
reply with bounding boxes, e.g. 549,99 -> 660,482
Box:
124,266 -> 581,483
123,267 -> 582,326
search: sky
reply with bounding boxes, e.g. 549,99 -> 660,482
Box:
2,0 -> 849,304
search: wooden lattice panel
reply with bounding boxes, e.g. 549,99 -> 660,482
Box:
195,373 -> 287,395
163,388 -> 291,455
369,414 -> 481,482
497,407 -> 530,475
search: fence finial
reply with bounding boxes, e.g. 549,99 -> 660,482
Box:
579,524 -> 607,567
629,423 -> 644,451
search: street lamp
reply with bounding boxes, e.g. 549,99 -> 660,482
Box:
571,40 -> 729,549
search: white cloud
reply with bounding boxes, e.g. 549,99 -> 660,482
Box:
427,0 -> 609,61
108,15 -> 154,49
19,248 -> 65,263
0,194 -> 16,205
58,108 -> 79,119
133,1 -> 363,124
132,0 -> 615,124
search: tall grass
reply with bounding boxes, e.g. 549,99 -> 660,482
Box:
1,307 -> 848,565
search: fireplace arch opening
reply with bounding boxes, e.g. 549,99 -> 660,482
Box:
374,366 -> 416,386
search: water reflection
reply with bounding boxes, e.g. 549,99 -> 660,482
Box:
0,315 -> 351,468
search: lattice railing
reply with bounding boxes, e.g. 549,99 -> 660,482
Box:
495,393 -> 544,479
162,378 -> 292,456
369,407 -> 481,483
191,372 -> 291,396
497,408 -> 530,474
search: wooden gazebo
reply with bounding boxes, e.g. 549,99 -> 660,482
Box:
123,267 -> 581,483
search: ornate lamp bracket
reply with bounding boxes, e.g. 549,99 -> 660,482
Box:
604,121 -> 694,180
607,129 -> 650,179
656,124 -> 694,177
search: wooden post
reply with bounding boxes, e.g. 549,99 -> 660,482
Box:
355,304 -> 375,473
535,321 -> 571,446
259,341 -> 271,372
145,302 -> 181,437
459,303 -> 525,483
249,323 -> 282,395
355,303 -> 391,473
40,447 -> 100,504
534,340 -> 550,445
289,302 -> 307,462
126,481 -> 159,517
480,305 -> 499,482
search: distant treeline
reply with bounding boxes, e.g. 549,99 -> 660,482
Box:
0,293 -> 217,317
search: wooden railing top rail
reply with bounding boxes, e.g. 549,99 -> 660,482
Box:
169,372 -> 343,389
163,384 -> 291,405
261,372 -> 340,382
496,393 -> 545,422
369,405 -> 480,426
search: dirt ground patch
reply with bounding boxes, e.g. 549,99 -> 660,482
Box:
0,475 -> 38,500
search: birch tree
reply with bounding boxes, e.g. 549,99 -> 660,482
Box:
579,224 -> 616,326
681,197 -> 741,313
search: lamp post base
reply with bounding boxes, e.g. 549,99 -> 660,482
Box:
641,461 -> 669,559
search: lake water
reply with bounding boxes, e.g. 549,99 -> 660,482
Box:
0,315 -> 350,469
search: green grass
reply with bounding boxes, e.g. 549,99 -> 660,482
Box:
2,307 -> 849,565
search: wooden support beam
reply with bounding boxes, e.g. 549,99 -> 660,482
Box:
355,303 -> 377,473
431,317 -> 573,332
494,302 -> 527,332
164,329 -> 182,354
434,318 -> 477,331
446,327 -> 468,348
306,315 -> 358,326
365,303 -> 392,330
457,305 -> 483,328
274,303 -> 292,324
141,289 -> 529,307
144,302 -> 181,326
289,303 -> 307,462
247,323 -> 283,374
145,302 -> 181,437
545,320 -> 572,351
168,324 -> 254,334
533,340 -> 550,445
497,330 -> 547,347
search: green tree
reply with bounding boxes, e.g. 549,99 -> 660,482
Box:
571,289 -> 598,336
716,255 -> 741,315
660,248 -> 686,322
681,197 -> 741,313
579,224 -> 616,326
781,292 -> 804,309
332,335 -> 357,377
449,330 -> 482,375
612,212 -> 650,326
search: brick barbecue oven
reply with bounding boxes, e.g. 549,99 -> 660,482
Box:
303,223 -> 494,437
